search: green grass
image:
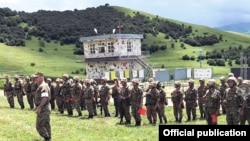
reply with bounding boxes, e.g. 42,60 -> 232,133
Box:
0,88 -> 227,141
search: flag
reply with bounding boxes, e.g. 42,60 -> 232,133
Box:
137,107 -> 147,116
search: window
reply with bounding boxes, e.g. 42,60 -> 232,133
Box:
98,42 -> 105,53
108,42 -> 114,53
127,41 -> 132,52
89,44 -> 95,54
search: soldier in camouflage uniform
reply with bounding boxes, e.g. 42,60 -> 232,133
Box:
157,81 -> 168,124
171,81 -> 184,123
46,78 -> 55,110
13,75 -> 25,109
112,78 -> 121,117
24,76 -> 33,109
239,80 -> 250,125
30,75 -> 38,109
223,77 -> 243,125
54,78 -> 63,113
3,76 -> 14,108
99,77 -> 111,117
146,82 -> 160,124
80,79 -> 86,111
184,79 -> 198,121
197,78 -> 207,119
61,74 -> 73,116
72,76 -> 83,116
34,72 -> 51,141
130,79 -> 143,126
119,78 -> 131,125
219,76 -> 228,115
90,79 -> 99,116
237,77 -> 243,87
203,79 -> 220,125
83,79 -> 94,118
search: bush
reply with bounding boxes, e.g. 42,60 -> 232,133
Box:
30,63 -> 35,66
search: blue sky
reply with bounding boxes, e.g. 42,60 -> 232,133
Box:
0,0 -> 250,27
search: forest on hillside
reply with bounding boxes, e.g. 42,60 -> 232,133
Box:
0,4 -> 220,53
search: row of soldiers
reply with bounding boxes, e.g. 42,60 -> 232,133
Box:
170,72 -> 250,125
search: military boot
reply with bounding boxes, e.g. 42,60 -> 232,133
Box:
178,117 -> 182,123
175,117 -> 178,122
159,119 -> 163,124
192,116 -> 196,121
186,116 -> 191,122
163,117 -> 168,124
44,137 -> 51,141
78,112 -> 82,117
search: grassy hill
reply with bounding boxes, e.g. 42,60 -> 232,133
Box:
1,6 -> 250,81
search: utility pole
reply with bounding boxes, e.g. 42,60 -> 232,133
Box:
240,52 -> 244,77
199,48 -> 203,68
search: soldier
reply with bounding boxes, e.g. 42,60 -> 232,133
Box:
219,76 -> 228,114
33,72 -> 51,141
54,78 -> 63,113
61,74 -> 73,116
228,72 -> 234,78
223,77 -> 243,125
119,78 -> 131,125
30,74 -> 38,109
99,77 -> 111,117
171,81 -> 184,123
157,81 -> 168,124
83,79 -> 94,119
184,79 -> 198,121
112,77 -> 121,117
239,80 -> 250,125
46,78 -> 55,110
72,76 -> 83,116
13,75 -> 25,109
146,81 -> 160,125
130,78 -> 143,126
3,76 -> 14,108
203,79 -> 220,125
24,76 -> 33,109
80,79 -> 86,111
237,77 -> 243,87
90,79 -> 99,116
197,78 -> 207,119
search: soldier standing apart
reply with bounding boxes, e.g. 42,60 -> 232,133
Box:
61,74 -> 73,116
119,78 -> 131,125
90,80 -> 99,116
197,78 -> 207,119
14,75 -> 25,109
112,78 -> 121,117
54,78 -> 63,113
46,78 -> 55,110
239,80 -> 250,125
219,76 -> 228,115
83,79 -> 95,119
3,76 -> 15,108
171,81 -> 184,123
146,82 -> 159,125
99,77 -> 111,117
31,75 -> 38,109
34,72 -> 51,141
157,81 -> 168,124
223,77 -> 243,125
203,79 -> 220,125
184,79 -> 198,121
72,76 -> 83,116
130,79 -> 143,126
24,76 -> 33,109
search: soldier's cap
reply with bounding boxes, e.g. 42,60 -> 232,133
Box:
33,72 -> 44,77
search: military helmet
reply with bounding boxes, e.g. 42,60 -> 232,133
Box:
55,78 -> 60,82
132,78 -> 139,84
220,76 -> 226,81
25,76 -> 30,80
148,77 -> 154,83
174,81 -> 181,87
188,79 -> 195,84
227,77 -> 237,84
207,79 -> 216,87
47,78 -> 52,82
101,77 -> 107,82
237,77 -> 243,81
199,78 -> 205,82
73,76 -> 79,81
85,79 -> 91,84
228,72 -> 234,77
62,74 -> 69,78
14,75 -> 19,79
121,78 -> 127,83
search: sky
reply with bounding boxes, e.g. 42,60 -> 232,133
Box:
0,0 -> 250,28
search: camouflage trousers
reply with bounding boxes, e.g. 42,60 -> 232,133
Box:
36,110 -> 51,139
120,102 -> 131,122
226,110 -> 239,125
173,103 -> 183,119
186,103 -> 197,120
85,99 -> 94,116
204,109 -> 217,125
131,104 -> 141,122
146,105 -> 157,123
15,90 -> 24,109
101,100 -> 110,117
198,100 -> 205,118
27,92 -> 34,109
72,98 -> 82,114
157,104 -> 167,123
56,96 -> 64,113
240,108 -> 250,125
5,91 -> 14,108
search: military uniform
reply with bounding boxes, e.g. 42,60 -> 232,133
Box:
112,82 -> 121,117
184,80 -> 198,121
30,78 -> 38,109
47,79 -> 55,110
171,83 -> 184,123
99,78 -> 111,117
14,75 -> 25,109
197,79 -> 207,119
24,77 -> 33,109
240,95 -> 250,125
83,80 -> 94,118
91,81 -> 99,116
157,86 -> 168,124
219,77 -> 228,114
61,74 -> 73,116
72,80 -> 82,116
146,84 -> 159,124
3,77 -> 14,108
119,79 -> 131,124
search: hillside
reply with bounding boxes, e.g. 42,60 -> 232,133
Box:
1,5 -> 250,80
216,23 -> 250,34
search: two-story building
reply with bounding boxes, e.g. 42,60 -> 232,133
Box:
79,34 -> 152,81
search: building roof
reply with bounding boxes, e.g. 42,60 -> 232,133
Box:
79,34 -> 144,42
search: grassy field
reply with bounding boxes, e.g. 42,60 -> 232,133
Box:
0,89 -> 227,141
